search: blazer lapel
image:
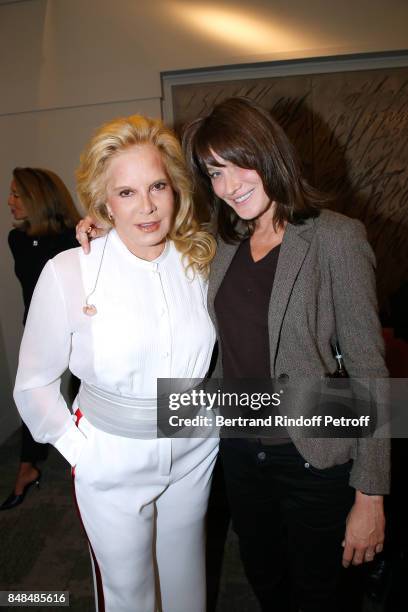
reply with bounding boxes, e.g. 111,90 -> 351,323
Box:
207,239 -> 240,326
268,220 -> 315,374
207,217 -> 317,374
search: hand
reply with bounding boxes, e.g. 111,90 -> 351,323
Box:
76,215 -> 109,254
342,491 -> 385,568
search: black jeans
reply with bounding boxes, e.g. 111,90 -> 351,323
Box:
220,438 -> 355,612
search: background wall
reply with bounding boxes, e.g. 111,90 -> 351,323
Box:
1,0 -> 408,444
171,66 -> 408,307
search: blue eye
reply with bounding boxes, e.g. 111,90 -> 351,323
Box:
208,170 -> 220,179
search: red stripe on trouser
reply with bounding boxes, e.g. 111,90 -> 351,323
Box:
72,408 -> 105,612
71,408 -> 83,478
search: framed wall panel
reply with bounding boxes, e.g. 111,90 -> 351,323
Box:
162,53 -> 408,308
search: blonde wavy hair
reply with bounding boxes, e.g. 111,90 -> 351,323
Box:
76,114 -> 215,277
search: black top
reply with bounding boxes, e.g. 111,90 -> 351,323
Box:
8,227 -> 77,324
215,239 -> 280,378
215,239 -> 290,444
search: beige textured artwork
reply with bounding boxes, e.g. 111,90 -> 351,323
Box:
172,67 -> 408,309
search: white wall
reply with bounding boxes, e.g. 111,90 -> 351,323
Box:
2,0 -> 408,116
1,0 -> 408,444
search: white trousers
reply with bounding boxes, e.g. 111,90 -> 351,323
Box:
72,413 -> 219,612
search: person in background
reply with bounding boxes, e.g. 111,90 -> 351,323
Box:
14,115 -> 219,612
1,167 -> 79,511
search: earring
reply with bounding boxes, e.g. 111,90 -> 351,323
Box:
107,208 -> 114,221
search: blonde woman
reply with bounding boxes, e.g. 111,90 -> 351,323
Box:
1,167 -> 79,511
14,116 -> 219,612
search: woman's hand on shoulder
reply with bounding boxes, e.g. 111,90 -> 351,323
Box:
342,490 -> 385,568
76,216 -> 109,254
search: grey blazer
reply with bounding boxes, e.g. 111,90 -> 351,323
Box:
208,209 -> 390,494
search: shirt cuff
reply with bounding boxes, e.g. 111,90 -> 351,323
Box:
54,423 -> 87,467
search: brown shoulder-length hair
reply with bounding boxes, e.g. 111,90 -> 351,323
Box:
13,167 -> 80,236
182,97 -> 328,243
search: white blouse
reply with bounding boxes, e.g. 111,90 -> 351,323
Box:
14,230 -> 216,465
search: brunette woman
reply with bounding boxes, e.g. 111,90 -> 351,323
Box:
182,97 -> 388,612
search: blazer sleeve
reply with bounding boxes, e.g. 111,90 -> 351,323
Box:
329,218 -> 390,494
13,260 -> 87,467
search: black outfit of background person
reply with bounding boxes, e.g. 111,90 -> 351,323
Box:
7,229 -> 78,462
1,165 -> 80,512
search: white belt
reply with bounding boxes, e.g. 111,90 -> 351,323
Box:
78,382 -> 158,439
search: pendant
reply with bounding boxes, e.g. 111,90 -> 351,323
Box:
83,304 -> 97,316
